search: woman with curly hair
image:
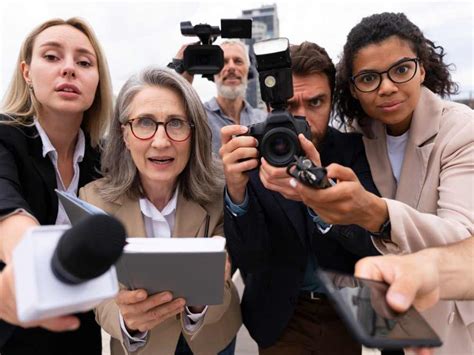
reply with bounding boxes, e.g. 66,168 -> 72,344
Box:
290,12 -> 473,354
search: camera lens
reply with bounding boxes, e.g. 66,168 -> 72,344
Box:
270,136 -> 291,156
261,127 -> 299,167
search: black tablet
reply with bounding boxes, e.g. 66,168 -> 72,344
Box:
317,269 -> 442,350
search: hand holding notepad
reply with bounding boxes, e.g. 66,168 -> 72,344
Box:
57,190 -> 226,305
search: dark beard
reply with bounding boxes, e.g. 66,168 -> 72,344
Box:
310,126 -> 328,151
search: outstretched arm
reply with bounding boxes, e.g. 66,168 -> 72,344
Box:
355,237 -> 474,312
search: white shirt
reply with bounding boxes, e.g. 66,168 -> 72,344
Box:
386,130 -> 409,184
34,119 -> 85,225
139,188 -> 178,239
119,188 -> 208,349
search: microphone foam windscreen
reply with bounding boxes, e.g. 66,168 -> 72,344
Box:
52,214 -> 127,283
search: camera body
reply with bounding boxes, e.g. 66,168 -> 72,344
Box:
180,19 -> 252,77
248,111 -> 311,167
247,38 -> 312,167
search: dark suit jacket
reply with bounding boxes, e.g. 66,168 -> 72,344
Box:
0,116 -> 102,355
224,127 -> 381,348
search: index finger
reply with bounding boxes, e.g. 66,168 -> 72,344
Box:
36,315 -> 81,332
354,257 -> 385,281
298,134 -> 321,166
325,164 -> 358,182
260,158 -> 290,179
221,125 -> 248,145
116,289 -> 147,305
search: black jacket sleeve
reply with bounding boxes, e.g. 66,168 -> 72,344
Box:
224,184 -> 272,274
0,140 -> 34,217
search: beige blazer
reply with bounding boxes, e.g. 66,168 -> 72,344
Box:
79,180 -> 242,355
362,87 -> 474,354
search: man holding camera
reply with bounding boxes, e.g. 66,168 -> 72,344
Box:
172,40 -> 266,153
221,42 -> 380,354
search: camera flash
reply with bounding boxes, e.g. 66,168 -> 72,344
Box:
264,75 -> 276,88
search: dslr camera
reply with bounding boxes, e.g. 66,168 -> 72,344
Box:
247,38 -> 311,167
180,19 -> 252,78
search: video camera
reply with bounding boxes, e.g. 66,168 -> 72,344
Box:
246,38 -> 311,167
180,19 -> 252,78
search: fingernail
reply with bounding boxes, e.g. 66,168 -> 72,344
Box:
137,291 -> 146,300
163,293 -> 172,302
289,178 -> 297,188
68,321 -> 80,330
241,126 -> 248,133
389,292 -> 409,310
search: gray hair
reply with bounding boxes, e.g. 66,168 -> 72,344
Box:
99,67 -> 224,204
219,39 -> 250,67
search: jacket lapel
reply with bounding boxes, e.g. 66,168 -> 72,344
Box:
272,191 -> 308,246
78,136 -> 101,188
113,196 -> 147,238
173,193 -> 208,238
28,129 -> 58,223
363,121 -> 397,199
396,87 -> 440,207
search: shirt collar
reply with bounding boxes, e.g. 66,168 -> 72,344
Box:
206,97 -> 221,112
34,118 -> 85,163
139,187 -> 179,220
206,96 -> 252,114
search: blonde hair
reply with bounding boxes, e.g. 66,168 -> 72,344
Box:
99,67 -> 224,204
1,17 -> 113,147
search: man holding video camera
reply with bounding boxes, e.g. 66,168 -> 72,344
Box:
221,41 -> 381,354
171,39 -> 266,154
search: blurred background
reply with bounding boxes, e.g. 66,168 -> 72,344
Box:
1,0 -> 472,108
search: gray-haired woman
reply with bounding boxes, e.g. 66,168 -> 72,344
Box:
79,67 -> 241,355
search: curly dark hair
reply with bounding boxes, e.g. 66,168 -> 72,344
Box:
334,12 -> 459,126
290,41 -> 336,104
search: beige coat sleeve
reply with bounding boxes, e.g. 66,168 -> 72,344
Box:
373,119 -> 474,254
182,205 -> 242,351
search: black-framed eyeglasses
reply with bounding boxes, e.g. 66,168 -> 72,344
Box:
351,58 -> 419,93
126,117 -> 194,142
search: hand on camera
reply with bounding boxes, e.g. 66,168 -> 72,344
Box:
290,162 -> 388,231
220,125 -> 258,204
260,134 -> 321,201
171,43 -> 198,84
117,289 -> 185,333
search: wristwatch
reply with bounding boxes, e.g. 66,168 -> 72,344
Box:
371,218 -> 391,239
167,58 -> 185,74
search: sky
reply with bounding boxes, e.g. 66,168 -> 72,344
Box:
1,0 -> 472,102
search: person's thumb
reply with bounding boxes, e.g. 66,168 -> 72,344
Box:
298,134 -> 321,166
386,278 -> 418,313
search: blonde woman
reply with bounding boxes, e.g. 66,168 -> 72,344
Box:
0,18 -> 113,355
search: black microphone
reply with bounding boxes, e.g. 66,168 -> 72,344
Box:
51,214 -> 127,284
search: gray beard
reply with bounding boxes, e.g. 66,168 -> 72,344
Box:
215,81 -> 248,100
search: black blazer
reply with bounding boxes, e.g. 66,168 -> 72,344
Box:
224,127 -> 381,348
0,116 -> 102,355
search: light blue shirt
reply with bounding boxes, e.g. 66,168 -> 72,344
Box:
204,97 -> 267,155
